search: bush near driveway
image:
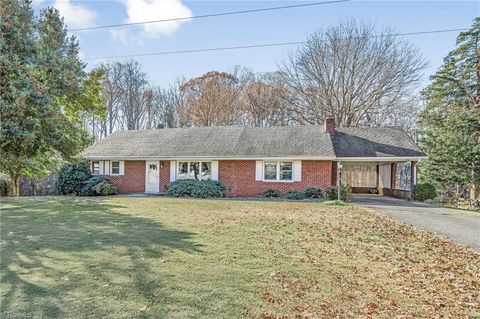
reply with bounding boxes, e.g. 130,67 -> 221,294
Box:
166,179 -> 226,198
412,183 -> 437,201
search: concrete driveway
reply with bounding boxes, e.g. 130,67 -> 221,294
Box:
351,195 -> 480,252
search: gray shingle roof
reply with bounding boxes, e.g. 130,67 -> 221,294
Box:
83,125 -> 426,159
333,127 -> 426,158
83,125 -> 336,159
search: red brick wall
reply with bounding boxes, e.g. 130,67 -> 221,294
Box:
160,161 -> 170,193
108,161 -> 145,194
218,160 -> 334,197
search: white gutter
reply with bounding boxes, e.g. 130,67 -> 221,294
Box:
84,156 -> 338,161
336,156 -> 427,162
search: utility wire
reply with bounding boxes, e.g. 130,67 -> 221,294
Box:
71,0 -> 350,31
85,28 -> 468,61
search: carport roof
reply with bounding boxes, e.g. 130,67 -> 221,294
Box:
332,127 -> 426,158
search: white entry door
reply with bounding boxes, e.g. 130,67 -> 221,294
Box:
145,161 -> 160,194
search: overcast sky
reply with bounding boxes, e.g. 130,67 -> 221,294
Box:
33,0 -> 479,87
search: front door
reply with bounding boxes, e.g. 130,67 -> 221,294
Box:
145,161 -> 160,194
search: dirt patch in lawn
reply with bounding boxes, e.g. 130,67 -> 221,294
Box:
1,197 -> 478,318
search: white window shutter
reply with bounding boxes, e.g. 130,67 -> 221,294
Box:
211,161 -> 219,180
119,161 -> 125,175
99,161 -> 104,175
293,161 -> 302,181
170,161 -> 176,182
104,161 -> 110,175
255,161 -> 263,181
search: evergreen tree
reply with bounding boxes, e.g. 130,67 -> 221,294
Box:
419,18 -> 480,206
0,0 -> 105,196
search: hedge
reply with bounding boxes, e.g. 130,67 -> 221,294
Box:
166,179 -> 226,198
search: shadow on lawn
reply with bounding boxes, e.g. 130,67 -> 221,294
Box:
0,197 -> 202,318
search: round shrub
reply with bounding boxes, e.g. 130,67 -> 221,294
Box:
191,180 -> 226,198
92,180 -> 118,196
166,179 -> 226,198
412,183 -> 437,201
286,190 -> 305,200
262,189 -> 281,198
55,161 -> 91,195
304,187 -> 324,199
80,176 -> 107,196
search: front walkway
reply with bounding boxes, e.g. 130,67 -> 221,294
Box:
351,195 -> 480,252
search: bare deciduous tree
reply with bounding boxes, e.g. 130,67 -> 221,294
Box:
279,20 -> 427,127
180,71 -> 244,126
118,60 -> 149,130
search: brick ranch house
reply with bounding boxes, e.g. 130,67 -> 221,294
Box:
83,119 -> 426,197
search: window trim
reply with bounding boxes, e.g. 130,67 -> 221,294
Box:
176,160 -> 212,181
262,161 -> 294,182
110,161 -> 120,175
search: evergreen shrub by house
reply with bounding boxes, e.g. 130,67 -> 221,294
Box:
166,179 -> 226,198
412,183 -> 437,201
55,161 -> 91,195
262,189 -> 282,198
304,187 -> 325,199
92,180 -> 118,196
286,190 -> 305,200
80,176 -> 107,196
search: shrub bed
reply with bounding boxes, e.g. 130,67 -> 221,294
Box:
166,179 -> 226,198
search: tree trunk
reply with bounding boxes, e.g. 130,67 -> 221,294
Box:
9,173 -> 20,197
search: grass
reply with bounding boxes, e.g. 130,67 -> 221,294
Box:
1,197 -> 479,318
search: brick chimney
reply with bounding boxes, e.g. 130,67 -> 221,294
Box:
324,118 -> 336,135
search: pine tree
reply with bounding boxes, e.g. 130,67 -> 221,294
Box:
419,18 -> 480,206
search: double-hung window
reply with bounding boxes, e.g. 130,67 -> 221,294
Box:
263,161 -> 293,181
177,161 -> 212,180
92,161 -> 100,175
111,161 -> 120,175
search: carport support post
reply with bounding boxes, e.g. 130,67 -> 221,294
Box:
337,161 -> 343,201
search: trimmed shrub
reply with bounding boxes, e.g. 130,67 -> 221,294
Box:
55,161 -> 91,195
286,190 -> 305,200
304,187 -> 325,199
191,180 -> 226,198
92,180 -> 118,196
262,189 -> 281,198
412,183 -> 437,201
166,179 -> 226,198
80,176 -> 107,196
326,185 -> 352,201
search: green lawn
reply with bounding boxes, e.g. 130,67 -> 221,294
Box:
1,197 -> 478,318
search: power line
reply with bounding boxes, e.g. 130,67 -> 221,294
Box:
85,28 -> 468,61
71,0 -> 350,31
